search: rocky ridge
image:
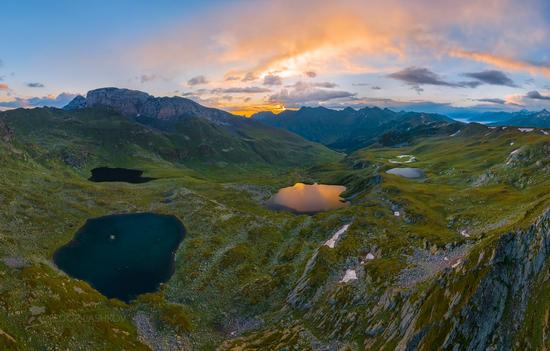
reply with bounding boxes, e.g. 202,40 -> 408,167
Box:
64,87 -> 237,123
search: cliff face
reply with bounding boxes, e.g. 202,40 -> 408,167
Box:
86,88 -> 149,116
64,87 -> 237,122
386,209 -> 550,350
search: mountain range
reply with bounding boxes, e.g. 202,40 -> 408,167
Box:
1,87 -> 549,350
253,106 -> 459,151
0,88 -> 339,173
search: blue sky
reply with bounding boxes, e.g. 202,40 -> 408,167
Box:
2,0 -> 550,115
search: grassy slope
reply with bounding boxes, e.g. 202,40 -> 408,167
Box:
220,126 -> 550,350
0,115 -> 548,350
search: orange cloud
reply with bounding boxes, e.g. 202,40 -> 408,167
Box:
449,49 -> 550,78
135,0 -> 547,80
0,83 -> 8,90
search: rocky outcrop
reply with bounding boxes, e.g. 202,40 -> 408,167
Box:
384,208 -> 550,351
0,119 -> 14,142
63,87 -> 237,122
86,88 -> 150,115
441,209 -> 550,350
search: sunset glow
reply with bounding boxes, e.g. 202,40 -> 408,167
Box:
2,0 -> 550,114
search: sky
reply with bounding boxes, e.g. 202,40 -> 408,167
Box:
2,0 -> 550,116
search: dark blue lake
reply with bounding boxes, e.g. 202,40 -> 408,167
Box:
54,213 -> 185,302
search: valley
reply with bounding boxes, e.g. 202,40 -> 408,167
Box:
0,91 -> 548,349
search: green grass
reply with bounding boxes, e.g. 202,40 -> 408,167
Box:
0,109 -> 548,350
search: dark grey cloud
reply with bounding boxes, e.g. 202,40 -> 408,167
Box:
526,90 -> 550,100
371,86 -> 382,90
26,82 -> 45,88
211,86 -> 271,94
263,74 -> 282,86
0,92 -> 78,109
187,75 -> 208,86
140,74 -> 157,83
312,81 -> 337,88
269,87 -> 356,107
477,98 -> 506,104
305,71 -> 317,78
463,70 -> 517,87
388,67 -> 481,92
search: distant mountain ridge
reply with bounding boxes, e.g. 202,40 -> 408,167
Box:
252,106 -> 456,151
488,109 -> 550,128
450,109 -> 550,128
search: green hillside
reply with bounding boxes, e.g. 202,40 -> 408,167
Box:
0,108 -> 548,350
0,107 -> 340,178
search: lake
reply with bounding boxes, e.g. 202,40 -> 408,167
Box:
266,183 -> 349,214
89,167 -> 155,183
386,167 -> 426,179
53,213 -> 185,302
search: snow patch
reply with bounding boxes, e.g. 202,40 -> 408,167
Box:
394,211 -> 400,217
389,154 -> 416,164
340,269 -> 357,283
542,130 -> 549,136
450,130 -> 461,137
360,253 -> 376,264
518,128 -> 534,133
460,230 -> 470,238
324,224 -> 350,248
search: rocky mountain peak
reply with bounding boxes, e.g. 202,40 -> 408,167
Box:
63,87 -> 236,122
86,87 -> 151,116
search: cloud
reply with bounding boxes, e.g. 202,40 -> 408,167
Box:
210,86 -> 271,94
241,72 -> 257,82
462,70 -> 517,87
526,90 -> 550,100
26,82 -> 45,88
187,75 -> 208,86
305,71 -> 317,78
0,93 -> 78,109
136,0 -> 549,83
288,81 -> 338,89
0,83 -> 8,91
371,86 -> 382,90
477,98 -> 506,104
269,82 -> 356,107
388,67 -> 480,92
450,49 -> 550,79
140,74 -> 157,83
263,74 -> 282,86
225,75 -> 240,81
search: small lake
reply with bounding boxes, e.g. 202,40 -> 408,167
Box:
89,167 -> 155,183
386,168 -> 426,179
53,213 -> 185,302
266,183 -> 349,214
